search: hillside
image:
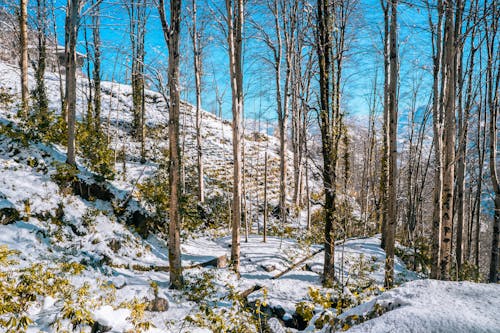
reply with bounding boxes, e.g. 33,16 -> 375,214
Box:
0,60 -> 499,333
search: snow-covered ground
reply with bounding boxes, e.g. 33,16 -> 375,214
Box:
341,279 -> 500,333
1,60 -> 499,333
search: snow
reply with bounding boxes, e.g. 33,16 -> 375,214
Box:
0,59 -> 499,333
339,279 -> 500,333
92,306 -> 133,331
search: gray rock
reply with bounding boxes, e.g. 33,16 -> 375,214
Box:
146,297 -> 169,312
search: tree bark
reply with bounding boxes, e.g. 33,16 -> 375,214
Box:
485,0 -> 499,283
92,0 -> 101,130
191,0 -> 204,203
427,0 -> 444,279
439,0 -> 458,280
65,0 -> 80,166
384,0 -> 398,289
19,0 -> 29,116
316,0 -> 335,287
158,0 -> 183,289
225,0 -> 244,274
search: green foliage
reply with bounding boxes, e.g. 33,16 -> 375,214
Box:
51,162 -> 79,188
137,165 -> 169,231
0,87 -> 15,107
60,282 -> 94,329
184,271 -> 217,303
395,236 -> 431,275
118,298 -> 155,332
81,207 -> 101,232
456,260 -> 481,282
60,262 -> 86,275
184,271 -> 262,332
295,301 -> 315,323
0,245 -> 19,266
77,124 -> 115,181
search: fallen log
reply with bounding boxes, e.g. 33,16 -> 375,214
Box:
271,247 -> 324,280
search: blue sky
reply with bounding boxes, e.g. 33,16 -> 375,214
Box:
47,0 -> 436,126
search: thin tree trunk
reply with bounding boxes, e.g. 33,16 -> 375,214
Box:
19,0 -> 29,116
226,0 -> 244,274
428,0 -> 444,279
65,0 -> 80,166
191,0 -> 204,203
263,151 -> 268,242
486,0 -> 499,282
92,0 -> 101,130
158,0 -> 183,289
384,0 -> 398,289
316,0 -> 335,287
439,0 -> 458,280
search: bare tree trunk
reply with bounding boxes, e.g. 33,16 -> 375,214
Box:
427,0 -> 444,279
263,151 -> 268,242
475,76 -> 487,270
65,0 -> 80,166
92,0 -> 101,130
34,0 -> 48,117
225,0 -> 244,274
485,0 -> 499,283
158,0 -> 183,289
19,0 -> 29,116
379,0 -> 390,250
439,0 -> 459,280
190,0 -> 204,203
316,0 -> 335,287
127,0 -> 147,162
384,0 -> 398,289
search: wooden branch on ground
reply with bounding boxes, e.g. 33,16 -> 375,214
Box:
271,247 -> 325,280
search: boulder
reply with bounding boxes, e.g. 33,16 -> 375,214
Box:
145,297 -> 169,312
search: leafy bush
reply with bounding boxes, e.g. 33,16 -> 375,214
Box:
51,162 -> 79,188
77,124 -> 115,181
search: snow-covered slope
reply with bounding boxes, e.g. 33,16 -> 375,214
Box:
1,60 -> 498,333
340,279 -> 500,333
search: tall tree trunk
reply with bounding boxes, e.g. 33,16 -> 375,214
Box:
158,0 -> 183,289
225,0 -> 244,274
191,0 -> 204,203
439,0 -> 458,280
427,0 -> 444,279
92,0 -> 101,130
486,0 -> 499,283
379,0 -> 390,250
128,0 -> 147,162
65,0 -> 80,166
263,151 -> 268,242
34,0 -> 48,117
384,0 -> 398,289
316,0 -> 335,287
19,0 -> 29,117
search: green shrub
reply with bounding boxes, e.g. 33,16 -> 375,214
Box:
51,162 -> 79,188
77,124 -> 115,181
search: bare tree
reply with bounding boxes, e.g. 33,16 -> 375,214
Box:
225,0 -> 244,274
485,0 -> 499,283
64,0 -> 80,165
439,0 -> 461,280
158,0 -> 183,289
189,0 -> 205,203
426,0 -> 444,279
382,0 -> 398,289
33,0 -> 48,117
91,0 -> 101,130
126,0 -> 148,162
19,0 -> 28,116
